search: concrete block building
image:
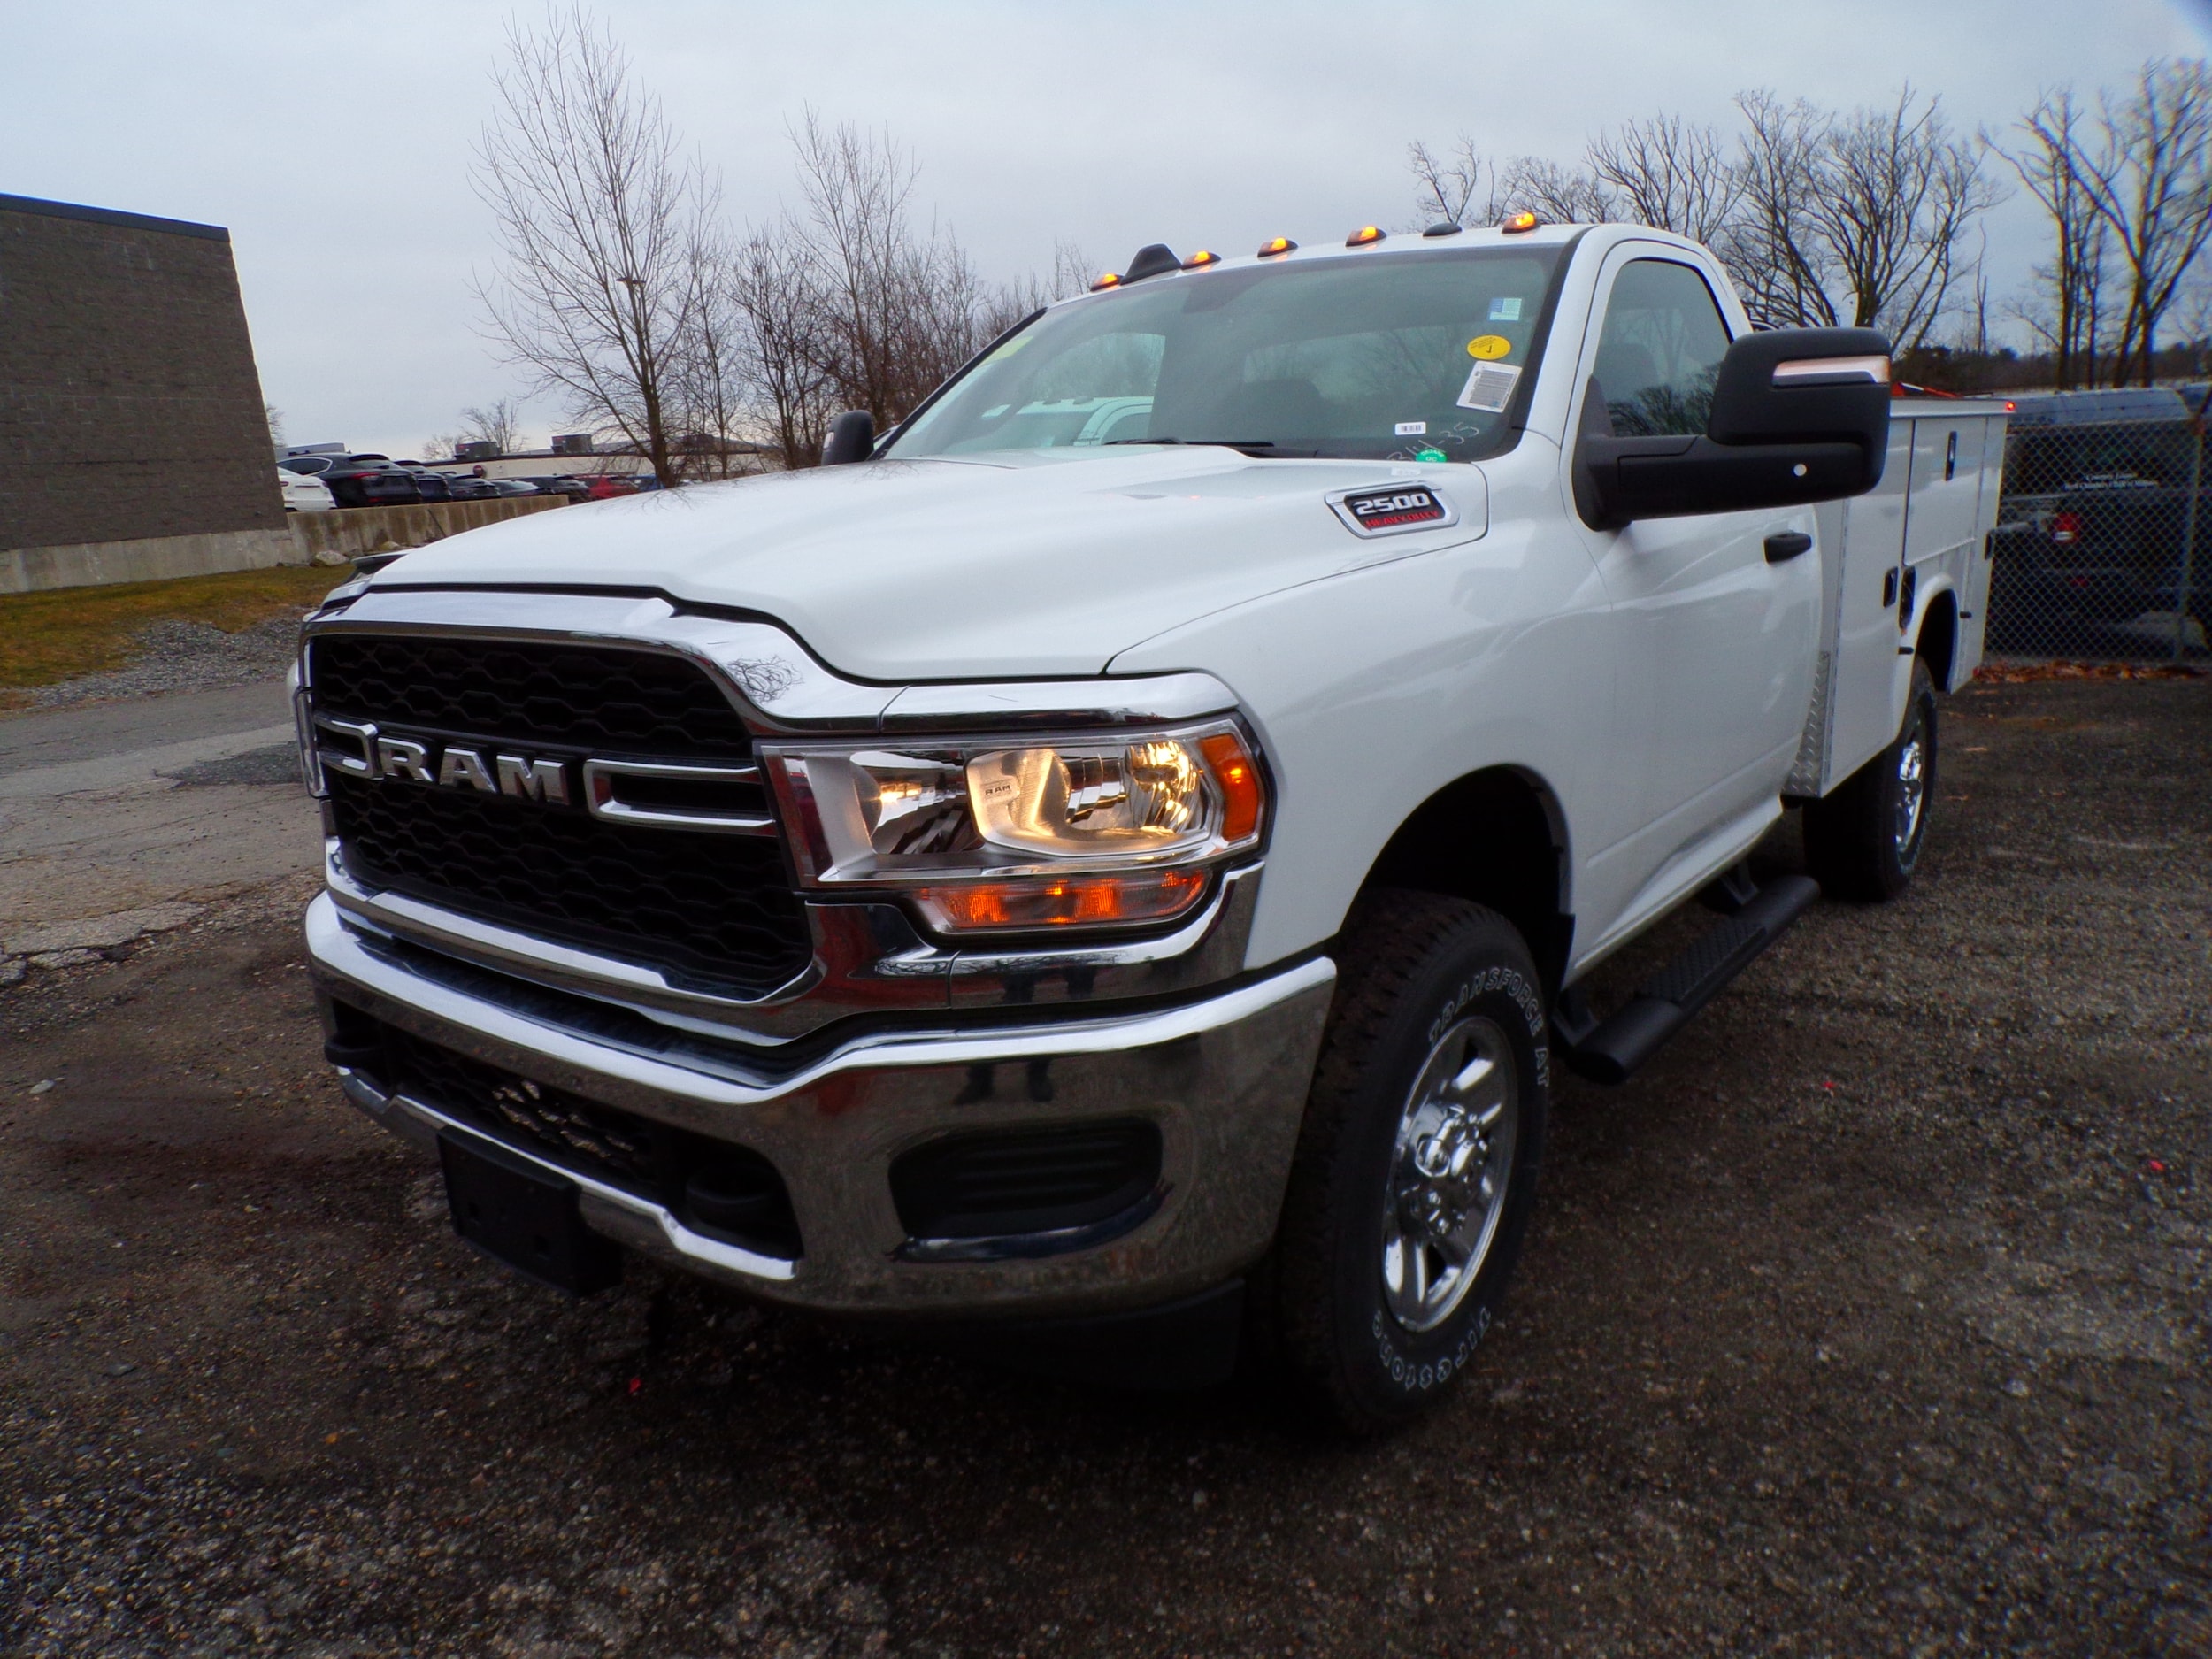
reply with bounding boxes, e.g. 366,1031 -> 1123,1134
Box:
0,192 -> 291,593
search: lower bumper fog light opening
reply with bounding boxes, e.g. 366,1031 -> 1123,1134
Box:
890,1119 -> 1164,1256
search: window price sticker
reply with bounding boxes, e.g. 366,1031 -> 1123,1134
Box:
1455,361 -> 1523,413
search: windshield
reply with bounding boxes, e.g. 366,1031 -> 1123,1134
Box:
884,246 -> 1566,463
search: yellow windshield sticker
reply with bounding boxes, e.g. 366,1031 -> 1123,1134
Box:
1467,334 -> 1513,361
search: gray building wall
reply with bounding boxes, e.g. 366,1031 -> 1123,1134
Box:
0,192 -> 284,555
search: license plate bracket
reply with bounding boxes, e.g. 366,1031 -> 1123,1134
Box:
438,1130 -> 622,1294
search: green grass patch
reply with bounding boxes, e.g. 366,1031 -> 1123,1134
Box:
0,564 -> 344,698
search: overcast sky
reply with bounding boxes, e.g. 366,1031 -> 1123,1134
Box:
6,1 -> 2207,457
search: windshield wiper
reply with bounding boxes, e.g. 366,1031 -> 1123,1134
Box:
1103,437 -> 1308,456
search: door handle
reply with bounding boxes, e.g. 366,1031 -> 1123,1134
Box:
1763,531 -> 1813,564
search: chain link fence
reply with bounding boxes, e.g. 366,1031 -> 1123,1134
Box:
1987,387 -> 2211,663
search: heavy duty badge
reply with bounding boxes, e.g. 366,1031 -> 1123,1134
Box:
1326,483 -> 1458,538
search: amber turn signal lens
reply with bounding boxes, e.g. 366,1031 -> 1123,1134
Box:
1345,225 -> 1385,246
1256,236 -> 1297,257
915,868 -> 1209,933
1198,732 -> 1263,843
1500,211 -> 1540,234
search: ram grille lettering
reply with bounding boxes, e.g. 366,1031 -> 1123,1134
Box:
495,754 -> 572,805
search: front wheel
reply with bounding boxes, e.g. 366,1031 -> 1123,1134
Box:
1803,657 -> 1939,901
1260,890 -> 1549,1434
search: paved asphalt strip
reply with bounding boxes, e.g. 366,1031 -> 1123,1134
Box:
0,723 -> 297,800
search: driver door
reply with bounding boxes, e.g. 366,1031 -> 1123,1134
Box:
1568,249 -> 1822,946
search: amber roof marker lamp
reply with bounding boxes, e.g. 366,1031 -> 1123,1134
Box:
1089,272 -> 1122,292
1181,250 -> 1221,270
1500,211 -> 1540,234
1256,236 -> 1298,257
1345,225 -> 1386,247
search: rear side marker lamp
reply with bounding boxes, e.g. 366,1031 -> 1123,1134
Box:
759,723 -> 1266,935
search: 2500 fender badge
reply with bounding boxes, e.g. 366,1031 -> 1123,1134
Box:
1327,483 -> 1458,538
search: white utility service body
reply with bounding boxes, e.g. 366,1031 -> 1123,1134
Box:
296,221 -> 2007,1424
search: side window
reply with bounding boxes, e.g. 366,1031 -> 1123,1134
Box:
1592,259 -> 1732,437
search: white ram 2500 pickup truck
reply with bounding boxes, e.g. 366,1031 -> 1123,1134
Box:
297,221 -> 2007,1430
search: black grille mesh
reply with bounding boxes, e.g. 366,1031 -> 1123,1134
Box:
311,631 -> 808,992
386,1025 -> 660,1190
310,634 -> 754,757
327,774 -> 810,995
366,1019 -> 802,1258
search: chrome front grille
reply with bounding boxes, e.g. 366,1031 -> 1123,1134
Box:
310,633 -> 813,996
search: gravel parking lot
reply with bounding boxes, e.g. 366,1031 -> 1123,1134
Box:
3,674 -> 2208,1657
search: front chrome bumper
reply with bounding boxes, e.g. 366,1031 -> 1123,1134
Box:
306,894 -> 1333,1317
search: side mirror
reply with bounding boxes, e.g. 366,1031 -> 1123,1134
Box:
1574,326 -> 1892,529
821,410 -> 875,466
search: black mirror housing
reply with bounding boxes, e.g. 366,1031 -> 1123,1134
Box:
1575,326 -> 1893,529
821,410 -> 875,466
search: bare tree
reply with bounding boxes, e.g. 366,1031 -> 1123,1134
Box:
471,6 -> 710,486
459,398 -> 524,453
1587,114 -> 1741,242
1802,88 -> 2001,349
726,228 -> 833,470
2003,88 -> 2114,387
2069,59 -> 2212,386
264,403 -> 285,449
1409,137 -> 1494,226
772,113 -> 992,428
1494,155 -> 1617,225
1718,93 -> 1839,326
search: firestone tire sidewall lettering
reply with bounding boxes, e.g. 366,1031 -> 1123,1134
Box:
1334,949 -> 1548,1417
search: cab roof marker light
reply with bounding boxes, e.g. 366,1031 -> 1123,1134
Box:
1256,236 -> 1297,257
1090,272 -> 1122,292
1500,211 -> 1540,234
1181,250 -> 1221,270
1422,220 -> 1463,238
1345,225 -> 1386,247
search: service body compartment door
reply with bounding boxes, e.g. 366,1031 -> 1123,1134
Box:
1906,417 -> 1987,569
1819,421 -> 1912,792
1955,414 -> 2005,680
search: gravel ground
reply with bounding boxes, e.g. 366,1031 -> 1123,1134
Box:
19,617 -> 306,713
2,677 -> 2208,1657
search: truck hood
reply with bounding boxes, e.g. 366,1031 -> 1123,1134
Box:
369,449 -> 1485,680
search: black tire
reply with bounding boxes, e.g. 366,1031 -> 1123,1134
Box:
1803,657 -> 1939,902
1261,890 -> 1548,1434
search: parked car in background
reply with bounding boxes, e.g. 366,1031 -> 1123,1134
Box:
278,466 -> 335,511
1988,387 -> 2210,652
515,475 -> 591,500
397,466 -> 453,503
484,479 -> 541,497
444,473 -> 499,501
581,474 -> 652,500
299,456 -> 421,509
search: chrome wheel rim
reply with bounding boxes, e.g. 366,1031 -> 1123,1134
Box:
1379,1014 -> 1518,1333
1894,714 -> 1928,856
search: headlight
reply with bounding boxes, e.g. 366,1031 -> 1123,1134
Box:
762,722 -> 1265,935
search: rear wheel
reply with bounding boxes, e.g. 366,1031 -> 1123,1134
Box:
1261,890 -> 1548,1434
1803,657 -> 1939,901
